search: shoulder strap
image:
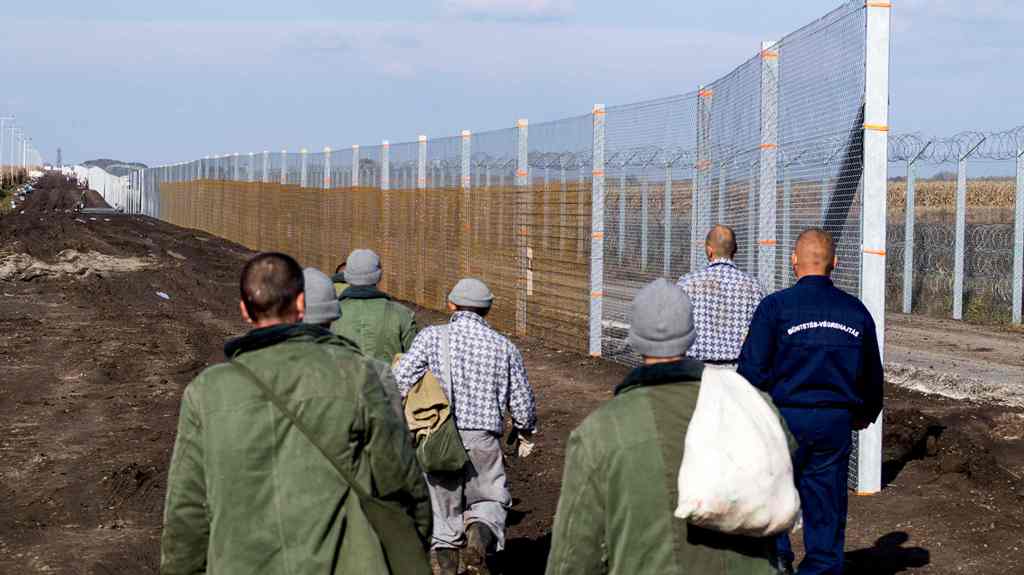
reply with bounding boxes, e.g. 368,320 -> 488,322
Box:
439,325 -> 454,408
375,300 -> 399,357
230,360 -> 373,503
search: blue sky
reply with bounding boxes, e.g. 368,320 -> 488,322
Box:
1,0 -> 1021,166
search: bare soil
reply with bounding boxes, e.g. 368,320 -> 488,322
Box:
1,175 -> 1022,574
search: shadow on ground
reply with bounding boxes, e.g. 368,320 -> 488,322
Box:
845,532 -> 930,574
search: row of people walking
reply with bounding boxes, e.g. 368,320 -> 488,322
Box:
160,225 -> 882,575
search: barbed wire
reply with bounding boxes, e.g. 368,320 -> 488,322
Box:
889,125 -> 1024,163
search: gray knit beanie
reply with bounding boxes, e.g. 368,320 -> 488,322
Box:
344,249 -> 382,286
627,278 -> 696,358
448,278 -> 494,308
302,267 -> 341,325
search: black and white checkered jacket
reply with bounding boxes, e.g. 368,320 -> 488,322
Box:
393,311 -> 537,434
677,258 -> 764,362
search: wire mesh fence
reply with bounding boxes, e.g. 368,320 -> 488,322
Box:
129,0 -> 892,491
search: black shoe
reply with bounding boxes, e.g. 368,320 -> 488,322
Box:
464,523 -> 496,575
435,548 -> 459,575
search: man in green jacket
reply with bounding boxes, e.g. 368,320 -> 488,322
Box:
332,248 -> 418,363
546,278 -> 784,575
160,252 -> 431,575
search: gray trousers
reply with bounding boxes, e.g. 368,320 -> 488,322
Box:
426,430 -> 511,551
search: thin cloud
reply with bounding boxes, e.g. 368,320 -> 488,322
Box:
443,0 -> 575,21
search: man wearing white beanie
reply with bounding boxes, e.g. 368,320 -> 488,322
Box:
394,278 -> 538,575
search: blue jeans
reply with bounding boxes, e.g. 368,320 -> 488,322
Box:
777,407 -> 853,575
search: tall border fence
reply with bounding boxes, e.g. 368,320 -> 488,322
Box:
120,1 -> 889,493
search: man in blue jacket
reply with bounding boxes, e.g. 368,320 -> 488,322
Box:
738,228 -> 884,575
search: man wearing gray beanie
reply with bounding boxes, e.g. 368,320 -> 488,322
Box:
394,278 -> 538,575
546,278 -> 784,575
301,268 -> 341,328
331,249 -> 418,363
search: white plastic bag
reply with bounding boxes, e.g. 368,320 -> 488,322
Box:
673,367 -> 800,536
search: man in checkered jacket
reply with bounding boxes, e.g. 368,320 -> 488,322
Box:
676,225 -> 764,366
394,278 -> 537,575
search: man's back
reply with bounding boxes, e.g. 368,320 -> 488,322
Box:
677,259 -> 763,362
546,361 -> 777,575
160,324 -> 430,575
738,275 -> 883,420
332,286 -> 417,363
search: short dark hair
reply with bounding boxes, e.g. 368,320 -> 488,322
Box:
454,305 -> 490,318
240,252 -> 304,322
335,262 -> 346,274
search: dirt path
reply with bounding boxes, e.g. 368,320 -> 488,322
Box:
1,176 -> 1022,574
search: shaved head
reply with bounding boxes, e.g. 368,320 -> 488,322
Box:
705,225 -> 737,260
240,252 -> 304,324
792,228 -> 837,277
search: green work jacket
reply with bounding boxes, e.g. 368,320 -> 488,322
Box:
546,360 -> 792,575
160,323 -> 431,575
332,285 -> 418,364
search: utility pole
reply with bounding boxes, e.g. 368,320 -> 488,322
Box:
0,116 -> 12,185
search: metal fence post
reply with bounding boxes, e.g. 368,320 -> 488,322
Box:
280,150 -> 288,185
618,171 -> 626,264
1015,147 -> 1024,324
516,119 -> 529,337
233,153 -> 240,181
902,142 -> 931,314
954,137 -> 985,320
300,148 -> 308,187
262,151 -> 269,183
591,105 -> 606,357
352,145 -> 360,187
694,86 -> 713,272
381,141 -> 390,191
718,161 -> 727,226
857,0 -> 891,495
324,147 -> 332,189
462,130 -> 472,274
759,41 -> 779,293
418,136 -> 427,190
641,164 -> 649,272
248,152 -> 255,183
748,161 -> 758,273
664,163 -> 673,277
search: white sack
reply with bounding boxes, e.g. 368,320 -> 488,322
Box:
673,367 -> 800,536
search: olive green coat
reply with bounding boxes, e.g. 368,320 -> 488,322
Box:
546,360 -> 791,575
331,286 -> 417,364
160,323 -> 431,575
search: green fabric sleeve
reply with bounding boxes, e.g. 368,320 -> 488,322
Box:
360,361 -> 433,542
160,385 -> 210,575
401,310 -> 419,354
545,429 -> 607,575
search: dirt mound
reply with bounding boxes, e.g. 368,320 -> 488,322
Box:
0,249 -> 157,281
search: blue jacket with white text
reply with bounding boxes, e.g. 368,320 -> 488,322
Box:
737,275 -> 884,422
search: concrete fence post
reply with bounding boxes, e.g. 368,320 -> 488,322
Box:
280,150 -> 288,185
324,147 -> 332,189
381,141 -> 390,191
747,161 -> 758,273
857,0 -> 891,495
641,164 -> 649,272
262,151 -> 270,183
590,105 -> 606,357
298,149 -> 307,188
351,145 -> 359,187
664,163 -> 673,277
1014,147 -> 1024,324
516,119 -> 529,337
462,130 -> 472,275
248,152 -> 256,183
953,137 -> 985,320
694,86 -> 713,272
759,40 -> 779,293
902,142 -> 931,314
618,171 -> 626,264
417,136 -> 427,190
233,153 -> 240,181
